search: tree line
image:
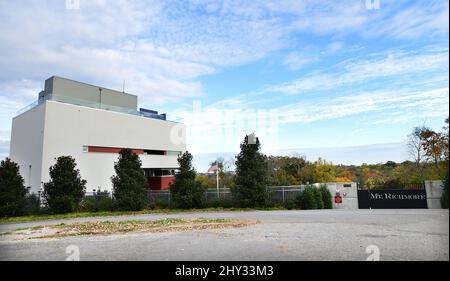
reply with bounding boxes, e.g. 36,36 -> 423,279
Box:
198,118 -> 449,190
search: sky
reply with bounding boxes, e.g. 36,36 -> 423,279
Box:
0,0 -> 449,171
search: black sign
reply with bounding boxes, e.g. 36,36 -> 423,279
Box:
358,189 -> 428,209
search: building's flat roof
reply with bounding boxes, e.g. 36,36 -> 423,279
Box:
16,76 -> 177,123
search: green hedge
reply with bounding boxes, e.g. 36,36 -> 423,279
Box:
296,186 -> 317,210
79,191 -> 114,212
319,185 -> 333,209
295,185 -> 332,210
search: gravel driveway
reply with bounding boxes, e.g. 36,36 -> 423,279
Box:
0,209 -> 448,261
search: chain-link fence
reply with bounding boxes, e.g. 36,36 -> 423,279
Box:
147,185 -> 315,207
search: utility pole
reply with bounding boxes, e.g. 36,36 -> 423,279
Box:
216,170 -> 220,199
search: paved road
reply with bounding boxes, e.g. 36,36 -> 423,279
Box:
0,209 -> 448,261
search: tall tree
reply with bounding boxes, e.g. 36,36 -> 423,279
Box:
43,156 -> 86,214
233,134 -> 269,207
112,149 -> 148,211
441,118 -> 449,162
171,151 -> 205,208
0,158 -> 28,217
313,158 -> 336,183
420,129 -> 446,166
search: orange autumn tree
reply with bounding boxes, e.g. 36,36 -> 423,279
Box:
335,168 -> 354,182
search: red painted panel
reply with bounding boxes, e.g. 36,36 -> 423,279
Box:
88,146 -> 121,153
147,177 -> 161,190
147,176 -> 175,190
161,176 -> 175,190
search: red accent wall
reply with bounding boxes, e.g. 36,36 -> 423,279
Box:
88,146 -> 144,155
147,176 -> 175,190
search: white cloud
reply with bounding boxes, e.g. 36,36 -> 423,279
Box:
267,47 -> 449,95
167,85 -> 449,154
278,87 -> 449,125
283,52 -> 315,70
0,1 -> 447,105
366,1 -> 449,39
0,0 -> 448,158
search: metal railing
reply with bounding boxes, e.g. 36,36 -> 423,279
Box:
16,94 -> 179,123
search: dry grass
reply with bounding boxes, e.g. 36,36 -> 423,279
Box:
0,207 -> 284,224
0,218 -> 260,240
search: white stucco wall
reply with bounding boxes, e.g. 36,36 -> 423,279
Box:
9,103 -> 46,191
10,100 -> 186,193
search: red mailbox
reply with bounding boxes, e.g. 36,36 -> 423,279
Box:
334,194 -> 342,204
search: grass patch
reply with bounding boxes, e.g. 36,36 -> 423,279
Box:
4,218 -> 259,239
0,207 -> 285,224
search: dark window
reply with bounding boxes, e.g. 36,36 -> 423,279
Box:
144,150 -> 165,155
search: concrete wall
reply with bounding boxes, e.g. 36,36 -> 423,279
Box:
322,182 -> 358,209
11,100 -> 186,193
42,76 -> 138,110
425,180 -> 444,209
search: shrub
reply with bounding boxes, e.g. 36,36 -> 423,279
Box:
80,190 -> 114,212
171,151 -> 206,209
296,186 -> 318,210
0,158 -> 28,217
319,185 -> 333,209
313,187 -> 324,209
43,156 -> 86,214
284,199 -> 297,210
112,149 -> 148,211
207,198 -> 236,208
442,172 -> 449,209
172,179 -> 206,209
384,178 -> 403,189
233,135 -> 269,207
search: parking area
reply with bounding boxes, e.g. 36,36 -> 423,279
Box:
0,209 -> 448,261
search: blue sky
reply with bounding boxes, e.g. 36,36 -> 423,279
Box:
0,0 -> 448,171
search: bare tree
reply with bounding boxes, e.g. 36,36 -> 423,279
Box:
406,126 -> 428,166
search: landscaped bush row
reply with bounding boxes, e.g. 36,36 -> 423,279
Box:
79,190 -> 115,212
294,185 -> 333,210
1,135 -> 336,217
281,185 -> 333,211
0,148 -> 147,216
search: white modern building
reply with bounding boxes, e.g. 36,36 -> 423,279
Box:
10,76 -> 186,194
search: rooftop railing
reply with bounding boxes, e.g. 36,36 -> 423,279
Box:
16,94 -> 175,122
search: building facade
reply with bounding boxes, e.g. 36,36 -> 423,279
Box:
10,76 -> 186,194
